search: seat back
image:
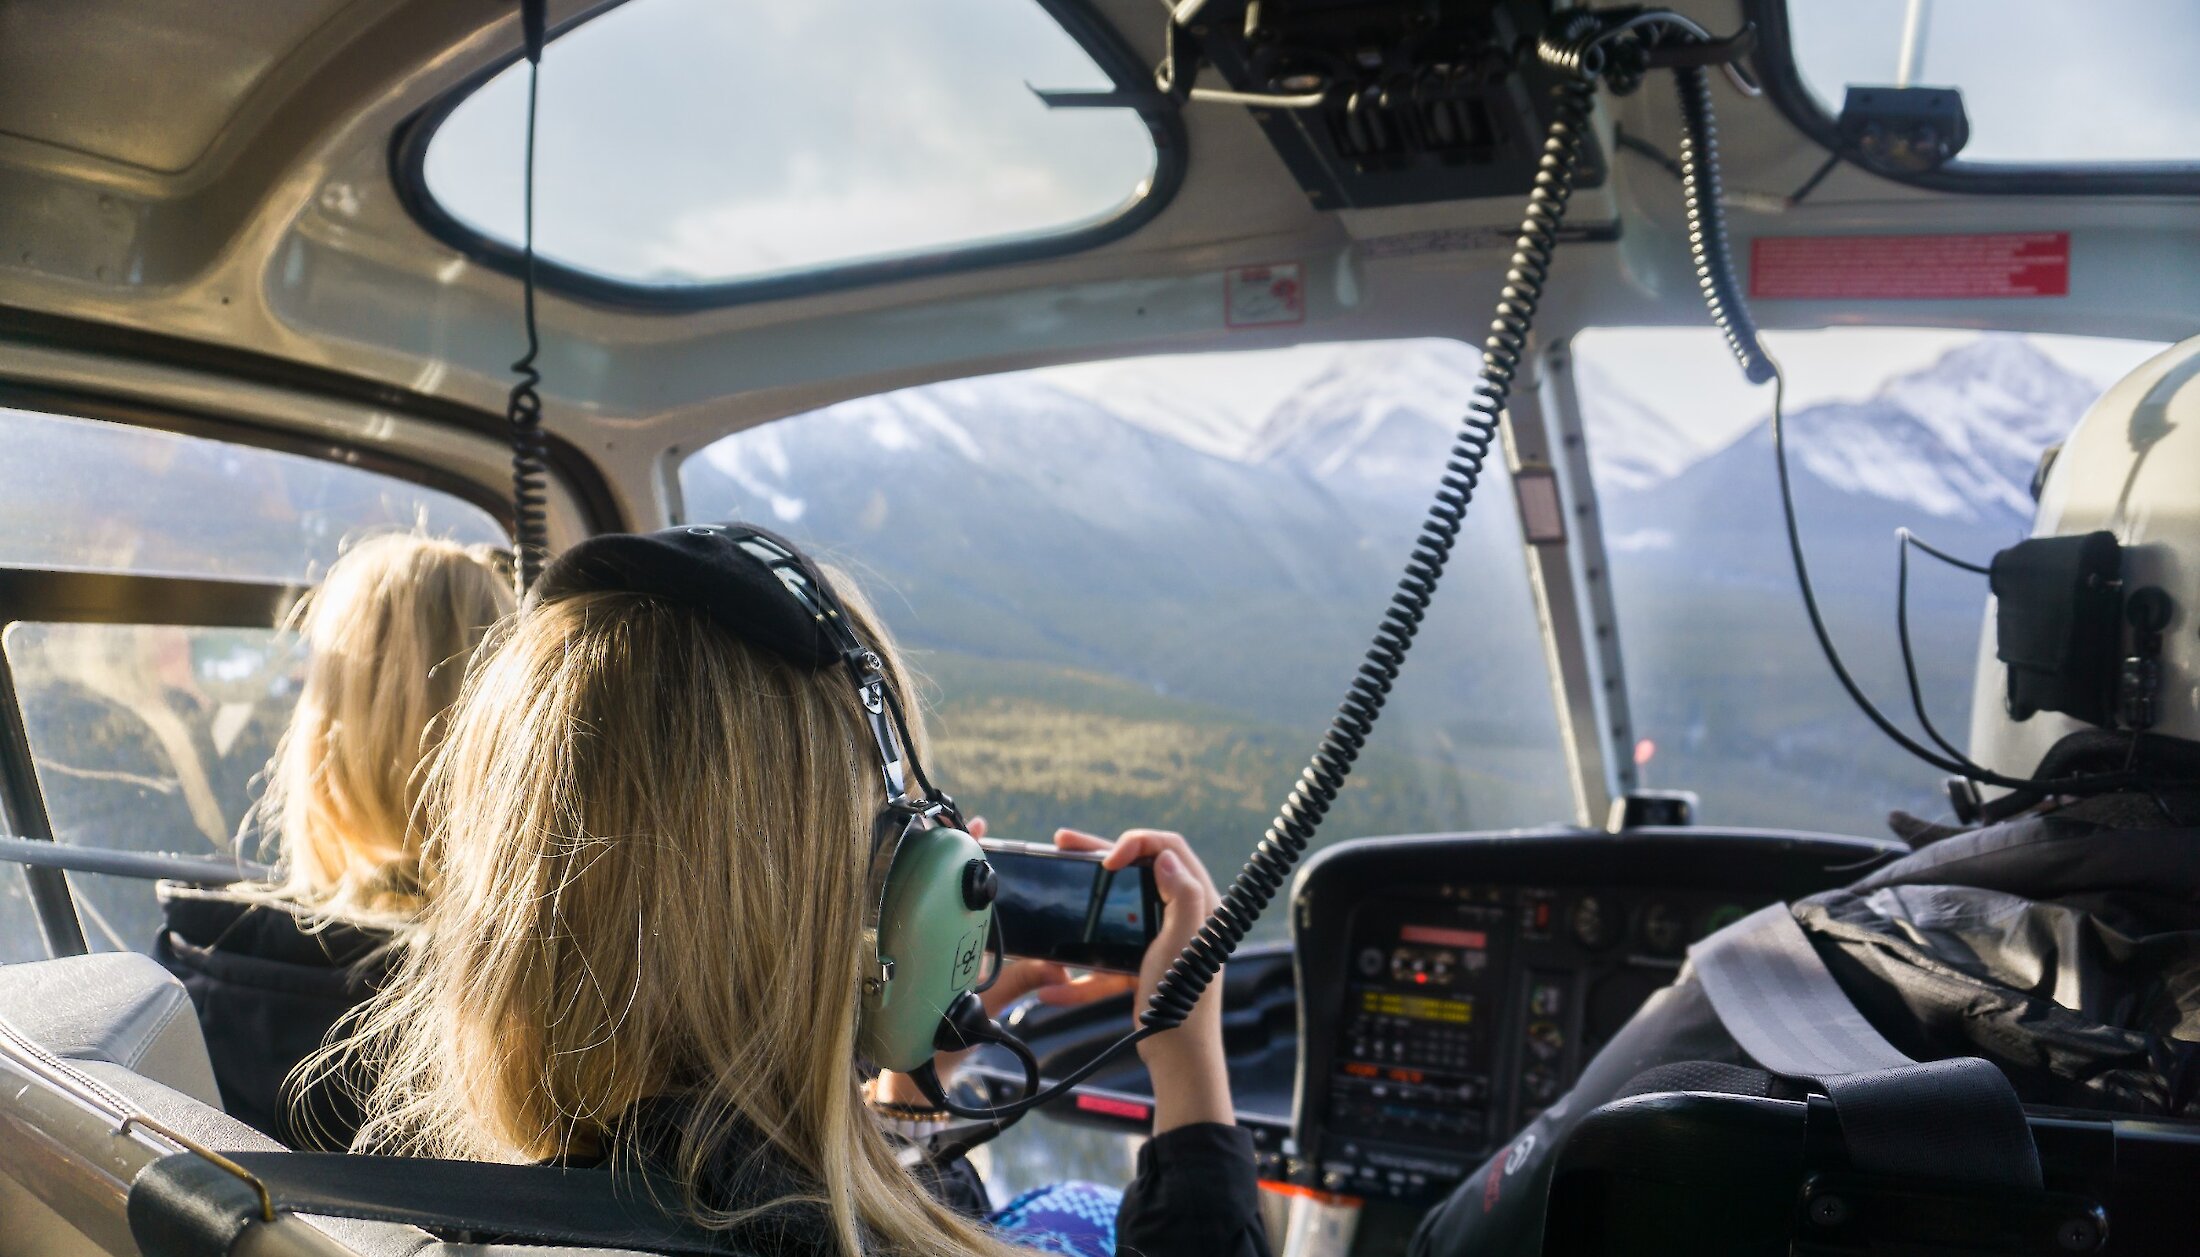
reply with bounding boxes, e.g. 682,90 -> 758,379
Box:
0,955 -> 679,1257
0,952 -> 223,1108
1542,1090 -> 2200,1256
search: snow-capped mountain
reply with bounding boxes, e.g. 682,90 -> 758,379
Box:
682,332 -> 2095,725
1572,361 -> 1716,491
1245,341 -> 1723,496
1593,334 -> 2093,603
682,360 -> 1545,722
1761,336 -> 2089,522
1247,341 -> 1478,479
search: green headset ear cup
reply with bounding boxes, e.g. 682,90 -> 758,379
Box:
858,825 -> 995,1074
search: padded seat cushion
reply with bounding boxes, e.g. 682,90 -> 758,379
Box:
0,952 -> 222,1108
0,955 -> 674,1256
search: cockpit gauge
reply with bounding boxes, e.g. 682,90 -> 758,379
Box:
1639,901 -> 1687,955
1525,1019 -> 1564,1062
1701,903 -> 1748,938
1569,895 -> 1614,950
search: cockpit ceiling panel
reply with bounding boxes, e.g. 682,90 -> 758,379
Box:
0,0 -> 349,173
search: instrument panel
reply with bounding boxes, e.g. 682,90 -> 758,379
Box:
1315,883 -> 1765,1201
1289,827 -> 1903,1211
957,824 -> 1904,1251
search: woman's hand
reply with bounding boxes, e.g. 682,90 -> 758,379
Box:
1055,827 -> 1235,1134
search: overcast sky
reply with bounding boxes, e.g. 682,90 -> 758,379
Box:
1024,329 -> 2165,459
1572,328 -> 2166,450
1788,0 -> 2200,164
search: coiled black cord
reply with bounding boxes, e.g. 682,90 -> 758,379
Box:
926,8 -> 1788,1126
507,2 -> 552,594
1142,22 -> 1614,1038
1673,63 -> 1774,385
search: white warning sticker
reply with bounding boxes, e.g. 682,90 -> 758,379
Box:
1225,262 -> 1307,328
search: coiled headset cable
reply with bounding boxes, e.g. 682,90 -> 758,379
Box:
918,7 -> 1769,1125
506,0 -> 553,594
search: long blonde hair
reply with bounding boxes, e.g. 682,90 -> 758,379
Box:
260,532 -> 514,920
347,573 -> 1018,1257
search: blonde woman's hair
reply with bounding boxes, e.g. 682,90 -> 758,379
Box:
345,570 -> 1019,1257
260,532 -> 515,920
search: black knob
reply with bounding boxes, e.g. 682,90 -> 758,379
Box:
961,859 -> 998,910
2127,586 -> 2173,634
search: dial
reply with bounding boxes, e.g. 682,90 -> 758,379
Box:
1701,903 -> 1749,938
1570,895 -> 1614,950
1526,1019 -> 1565,1062
1640,901 -> 1687,955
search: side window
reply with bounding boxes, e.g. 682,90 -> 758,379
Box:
679,340 -> 1574,938
0,408 -> 504,960
1572,328 -> 2164,835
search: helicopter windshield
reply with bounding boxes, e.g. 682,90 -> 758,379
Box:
1575,326 -> 2166,834
678,341 -> 1575,909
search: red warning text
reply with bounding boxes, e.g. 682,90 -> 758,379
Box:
1750,231 -> 2070,300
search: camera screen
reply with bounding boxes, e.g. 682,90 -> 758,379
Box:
987,847 -> 1152,968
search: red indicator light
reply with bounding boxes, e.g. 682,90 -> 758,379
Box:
1075,1093 -> 1153,1122
1414,973 -> 1428,984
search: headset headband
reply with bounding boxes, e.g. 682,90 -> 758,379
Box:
528,522 -> 924,807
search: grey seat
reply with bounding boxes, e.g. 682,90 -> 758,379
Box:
0,954 -> 666,1257
0,951 -> 224,1109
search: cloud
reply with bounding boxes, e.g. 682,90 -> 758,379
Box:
422,0 -> 1155,285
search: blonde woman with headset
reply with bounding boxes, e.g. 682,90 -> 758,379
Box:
342,523 -> 1266,1257
156,531 -> 514,1149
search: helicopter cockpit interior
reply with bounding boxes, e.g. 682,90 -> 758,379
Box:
0,1 -> 2194,1255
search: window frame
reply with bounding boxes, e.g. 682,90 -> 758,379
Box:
389,0 -> 1190,311
1748,0 -> 2200,197
0,329 -> 587,958
0,305 -> 626,536
0,568 -> 303,957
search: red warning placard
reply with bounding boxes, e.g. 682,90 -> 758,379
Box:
1750,231 -> 2070,300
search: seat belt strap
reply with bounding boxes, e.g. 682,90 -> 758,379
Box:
1691,903 -> 2043,1193
128,1153 -> 741,1257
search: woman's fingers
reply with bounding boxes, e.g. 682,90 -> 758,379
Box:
1105,830 -> 1219,895
1032,970 -> 1139,1005
1052,827 -> 1112,853
967,816 -> 989,839
978,959 -> 1074,1017
1152,849 -> 1216,926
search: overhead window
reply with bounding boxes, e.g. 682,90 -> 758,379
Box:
1776,0 -> 2200,170
412,0 -> 1167,297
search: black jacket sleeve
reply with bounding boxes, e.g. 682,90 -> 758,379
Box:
910,1149 -> 991,1218
1116,1123 -> 1272,1257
